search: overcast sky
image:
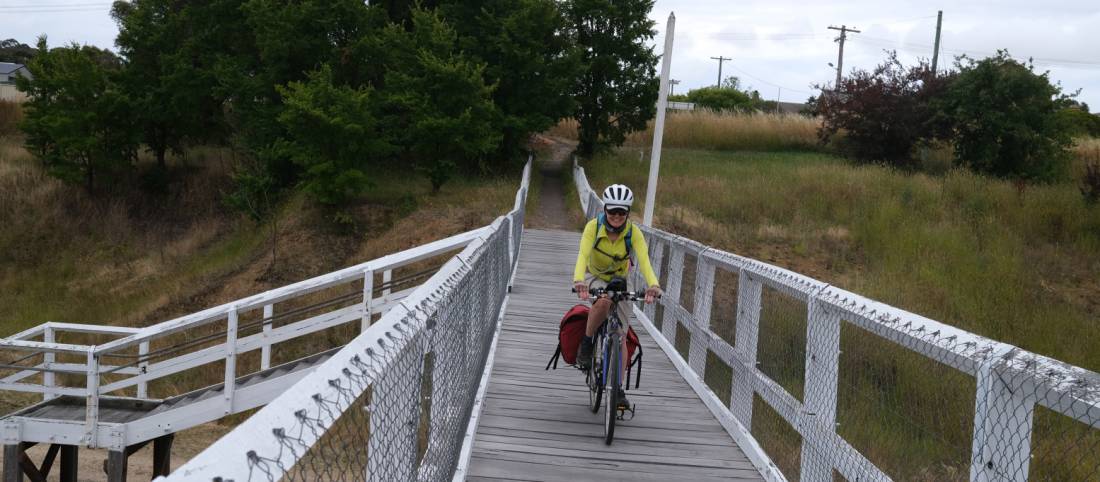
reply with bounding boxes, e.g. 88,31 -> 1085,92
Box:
3,0 -> 1098,110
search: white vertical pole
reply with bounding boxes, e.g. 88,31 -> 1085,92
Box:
261,304 -> 273,370
362,270 -> 374,332
43,327 -> 55,401
643,12 -> 675,226
224,309 -> 238,415
137,341 -> 149,398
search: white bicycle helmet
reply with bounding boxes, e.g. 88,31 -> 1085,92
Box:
602,184 -> 634,210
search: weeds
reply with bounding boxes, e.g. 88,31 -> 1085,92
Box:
0,100 -> 21,137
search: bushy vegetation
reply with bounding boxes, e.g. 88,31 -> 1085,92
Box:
818,51 -> 1087,184
677,76 -> 776,113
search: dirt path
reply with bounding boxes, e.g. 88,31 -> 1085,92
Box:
527,136 -> 576,229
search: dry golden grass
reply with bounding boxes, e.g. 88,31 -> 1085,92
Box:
0,100 -> 21,137
547,110 -> 822,152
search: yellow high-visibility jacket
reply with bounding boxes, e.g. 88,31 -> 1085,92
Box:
573,219 -> 659,287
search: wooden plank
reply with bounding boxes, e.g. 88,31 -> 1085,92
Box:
467,230 -> 764,481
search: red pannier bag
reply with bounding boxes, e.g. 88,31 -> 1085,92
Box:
545,304 -> 644,389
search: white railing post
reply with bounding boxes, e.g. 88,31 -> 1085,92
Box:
688,255 -> 715,375
730,270 -> 762,428
362,270 -> 374,333
970,349 -> 1035,482
644,238 -> 666,321
261,304 -> 273,370
137,340 -> 149,398
84,348 -> 99,447
382,269 -> 393,300
662,246 -> 685,344
800,296 -> 841,481
43,327 -> 55,401
224,309 -> 238,415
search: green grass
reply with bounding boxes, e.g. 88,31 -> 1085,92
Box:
582,146 -> 1100,479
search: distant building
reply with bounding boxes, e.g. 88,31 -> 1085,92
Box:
668,101 -> 695,111
0,63 -> 31,102
775,101 -> 807,115
0,63 -> 32,84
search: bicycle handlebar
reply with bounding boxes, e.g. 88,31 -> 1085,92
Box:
571,287 -> 660,302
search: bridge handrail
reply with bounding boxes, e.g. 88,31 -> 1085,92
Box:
574,158 -> 1100,481
161,156 -> 530,480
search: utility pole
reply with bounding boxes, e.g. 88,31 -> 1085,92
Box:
931,10 -> 943,74
644,12 -> 675,226
710,55 -> 731,87
827,25 -> 859,88
670,79 -> 680,96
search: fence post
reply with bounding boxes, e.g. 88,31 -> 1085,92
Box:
970,349 -> 1035,482
261,304 -> 273,370
644,238 -> 666,322
688,255 -> 716,375
224,309 -> 238,415
730,270 -> 762,428
661,245 -> 685,345
800,296 -> 841,482
382,269 -> 393,300
84,348 -> 99,447
137,341 -> 149,398
362,270 -> 374,333
43,326 -> 55,401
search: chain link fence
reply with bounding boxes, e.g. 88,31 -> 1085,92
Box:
573,161 -> 1100,482
163,161 -> 528,481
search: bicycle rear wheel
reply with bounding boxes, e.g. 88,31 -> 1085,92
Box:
603,336 -> 620,445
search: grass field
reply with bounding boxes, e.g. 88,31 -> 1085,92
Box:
581,146 -> 1100,479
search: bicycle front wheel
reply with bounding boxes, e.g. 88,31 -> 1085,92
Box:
588,340 -> 602,413
603,336 -> 620,445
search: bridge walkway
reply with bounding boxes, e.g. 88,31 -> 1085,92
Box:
466,229 -> 763,481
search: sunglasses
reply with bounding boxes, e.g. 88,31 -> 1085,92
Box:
606,208 -> 629,216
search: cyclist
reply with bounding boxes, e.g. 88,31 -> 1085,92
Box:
573,184 -> 662,408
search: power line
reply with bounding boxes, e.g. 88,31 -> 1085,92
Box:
850,35 -> 1100,70
728,65 -> 813,95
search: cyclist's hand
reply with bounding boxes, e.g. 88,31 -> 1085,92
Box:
645,285 -> 663,304
574,282 -> 589,300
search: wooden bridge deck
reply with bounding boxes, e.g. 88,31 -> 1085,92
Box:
466,229 -> 763,481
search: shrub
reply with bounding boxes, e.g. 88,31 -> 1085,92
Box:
938,51 -> 1073,182
816,53 -> 952,169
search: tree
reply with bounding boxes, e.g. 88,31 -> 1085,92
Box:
274,65 -> 392,204
564,0 -> 659,156
684,85 -> 754,112
439,0 -> 579,164
938,51 -> 1073,181
111,0 -> 226,171
0,39 -> 35,64
373,9 -> 499,191
816,53 -> 952,168
16,39 -> 138,193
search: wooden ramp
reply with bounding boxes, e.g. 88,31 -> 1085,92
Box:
466,229 -> 763,481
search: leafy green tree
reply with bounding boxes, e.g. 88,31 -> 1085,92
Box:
274,65 -> 391,204
439,0 -> 579,164
16,39 -> 138,193
1056,106 -> 1100,137
938,51 -> 1073,181
685,85 -> 754,112
373,9 -> 499,191
564,0 -> 659,156
112,0 -> 226,171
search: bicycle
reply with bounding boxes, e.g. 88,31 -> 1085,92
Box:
573,284 -> 649,445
